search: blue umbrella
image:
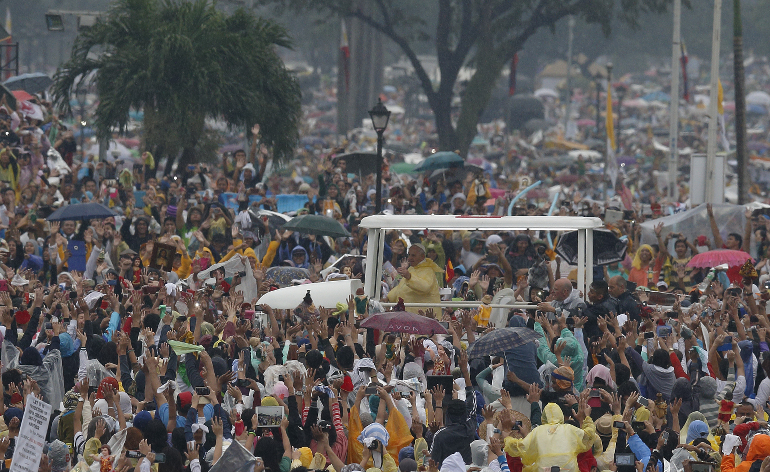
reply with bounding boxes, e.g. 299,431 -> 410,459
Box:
46,203 -> 119,222
641,91 -> 670,102
413,151 -> 464,172
4,73 -> 53,94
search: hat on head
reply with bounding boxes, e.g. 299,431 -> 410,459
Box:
398,447 -> 415,463
485,235 -> 503,247
298,447 -> 313,467
96,377 -> 119,400
118,248 -> 136,259
595,413 -> 613,436
133,411 -> 152,431
14,310 -> 30,325
178,391 -> 193,409
399,458 -> 417,472
261,396 -> 279,407
48,440 -> 70,472
552,366 -> 574,391
410,243 -> 426,255
298,183 -> 311,193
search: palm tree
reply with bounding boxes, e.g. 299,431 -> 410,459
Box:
52,0 -> 302,164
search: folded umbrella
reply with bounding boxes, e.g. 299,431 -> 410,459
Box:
360,311 -> 447,335
466,327 -> 540,358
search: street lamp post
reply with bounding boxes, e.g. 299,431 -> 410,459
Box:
368,98 -> 390,214
76,88 -> 87,160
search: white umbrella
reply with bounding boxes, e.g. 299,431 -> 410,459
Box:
534,88 -> 559,99
403,152 -> 425,165
746,91 -> 770,106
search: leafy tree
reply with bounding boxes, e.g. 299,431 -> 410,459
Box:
52,0 -> 302,164
262,0 -> 669,155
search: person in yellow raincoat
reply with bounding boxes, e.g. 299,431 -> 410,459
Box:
387,244 -> 441,314
347,386 -> 412,469
504,400 -> 596,472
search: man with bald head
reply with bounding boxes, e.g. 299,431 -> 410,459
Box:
537,277 -> 587,318
387,243 -> 442,314
608,275 -> 640,321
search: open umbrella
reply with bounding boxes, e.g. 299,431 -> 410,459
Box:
361,311 -> 447,335
264,267 -> 312,287
11,90 -> 33,102
282,214 -> 350,238
333,152 -> 377,175
466,327 -> 540,358
46,203 -> 118,222
747,91 -> 770,106
250,209 -> 290,230
413,151 -> 464,173
686,249 -> 753,269
3,72 -> 53,94
427,164 -> 484,184
554,229 -> 627,266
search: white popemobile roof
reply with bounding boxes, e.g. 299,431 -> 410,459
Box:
359,214 -> 603,231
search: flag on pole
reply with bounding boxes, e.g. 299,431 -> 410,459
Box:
717,79 -> 730,151
606,80 -> 618,190
680,41 -> 689,102
4,7 -> 10,81
340,20 -> 350,93
445,259 -> 454,285
508,53 -> 518,96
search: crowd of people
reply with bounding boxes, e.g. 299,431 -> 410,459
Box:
4,56 -> 770,472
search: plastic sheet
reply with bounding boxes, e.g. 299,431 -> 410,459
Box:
2,340 -> 65,408
640,204 -> 748,253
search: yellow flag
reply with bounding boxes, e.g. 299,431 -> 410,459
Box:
606,83 -> 615,150
717,79 -> 724,115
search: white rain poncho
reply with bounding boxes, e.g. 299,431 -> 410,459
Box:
2,340 -> 65,408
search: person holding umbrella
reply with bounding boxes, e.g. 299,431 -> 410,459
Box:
387,243 -> 441,314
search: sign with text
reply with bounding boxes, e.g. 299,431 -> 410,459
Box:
9,394 -> 52,472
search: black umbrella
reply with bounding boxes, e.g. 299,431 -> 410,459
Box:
554,229 -> 627,267
333,152 -> 377,175
4,73 -> 53,94
46,203 -> 119,222
466,328 -> 540,358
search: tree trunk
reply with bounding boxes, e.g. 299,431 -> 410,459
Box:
431,88 -> 459,151
454,51 -> 507,157
734,0 -> 748,204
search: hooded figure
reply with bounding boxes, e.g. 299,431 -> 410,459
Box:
503,403 -> 596,472
670,377 -> 700,426
289,245 -> 309,269
723,433 -> 770,472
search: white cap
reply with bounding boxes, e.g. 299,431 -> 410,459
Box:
486,235 -> 503,247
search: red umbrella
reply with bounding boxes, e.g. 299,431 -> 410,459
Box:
686,249 -> 754,269
360,311 -> 448,335
557,174 -> 580,184
11,90 -> 33,102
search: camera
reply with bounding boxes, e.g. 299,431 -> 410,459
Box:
319,420 -> 333,432
367,439 -> 380,450
195,387 -> 210,396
